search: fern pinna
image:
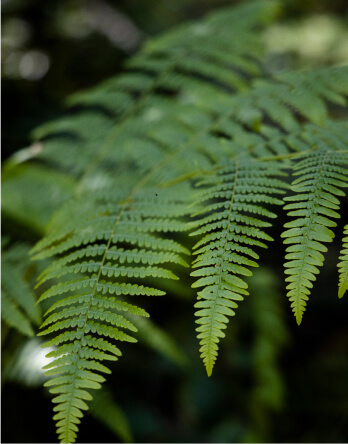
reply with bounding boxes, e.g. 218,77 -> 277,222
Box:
21,1 -> 348,442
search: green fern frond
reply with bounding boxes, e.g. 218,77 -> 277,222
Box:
282,150 -> 348,324
190,159 -> 288,376
34,182 -> 190,442
338,225 -> 348,298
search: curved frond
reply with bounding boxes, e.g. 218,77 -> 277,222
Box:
35,183 -> 190,443
190,158 -> 288,375
282,150 -> 348,324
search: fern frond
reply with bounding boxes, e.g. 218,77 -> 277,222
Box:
338,225 -> 348,298
34,182 -> 190,442
282,150 -> 348,324
190,158 -> 288,376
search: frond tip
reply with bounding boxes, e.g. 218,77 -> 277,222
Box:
338,225 -> 348,299
282,150 -> 348,324
190,158 -> 287,376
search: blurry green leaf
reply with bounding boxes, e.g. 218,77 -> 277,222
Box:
2,162 -> 75,234
88,386 -> 133,443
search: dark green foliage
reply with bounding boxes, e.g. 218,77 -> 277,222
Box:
244,268 -> 289,442
1,241 -> 42,337
2,1 -> 348,442
88,386 -> 133,443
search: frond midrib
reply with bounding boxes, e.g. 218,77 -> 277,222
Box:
201,158 -> 240,376
289,150 -> 329,325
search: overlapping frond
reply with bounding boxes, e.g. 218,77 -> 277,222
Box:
195,67 -> 348,161
31,1 -> 279,183
338,225 -> 348,299
1,242 -> 41,337
282,150 -> 348,324
251,66 -> 348,128
190,158 -> 288,375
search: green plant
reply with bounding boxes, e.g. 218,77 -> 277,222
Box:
1,240 -> 42,337
2,1 -> 348,442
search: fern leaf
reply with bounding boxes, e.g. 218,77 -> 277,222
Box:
34,182 -> 190,442
190,158 -> 287,376
282,150 -> 348,324
338,225 -> 348,298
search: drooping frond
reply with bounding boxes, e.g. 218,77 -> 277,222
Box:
190,158 -> 288,376
282,150 -> 348,324
34,182 -> 190,443
1,242 -> 42,337
338,225 -> 348,299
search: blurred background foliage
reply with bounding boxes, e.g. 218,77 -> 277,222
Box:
2,0 -> 348,442
3,0 -> 348,159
